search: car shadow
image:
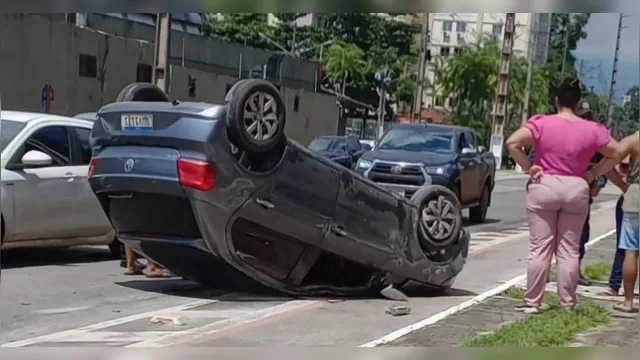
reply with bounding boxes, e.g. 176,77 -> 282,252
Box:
1,246 -> 115,269
116,277 -> 477,302
461,217 -> 501,227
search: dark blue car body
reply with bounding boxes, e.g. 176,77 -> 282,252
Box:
87,91 -> 469,297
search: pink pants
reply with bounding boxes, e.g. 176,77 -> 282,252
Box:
525,175 -> 590,310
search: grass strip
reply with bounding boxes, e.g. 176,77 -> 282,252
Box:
463,287 -> 610,347
583,262 -> 611,282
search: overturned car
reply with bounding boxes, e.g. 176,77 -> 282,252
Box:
88,80 -> 470,297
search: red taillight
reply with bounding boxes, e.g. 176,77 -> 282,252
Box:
88,158 -> 98,179
178,158 -> 216,191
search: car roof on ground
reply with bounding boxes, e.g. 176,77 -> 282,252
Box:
1,110 -> 77,123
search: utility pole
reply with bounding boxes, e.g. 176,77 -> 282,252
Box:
489,13 -> 516,170
578,59 -> 584,78
516,18 -> 536,173
153,13 -> 172,93
559,25 -> 569,78
412,13 -> 430,122
605,13 -> 624,130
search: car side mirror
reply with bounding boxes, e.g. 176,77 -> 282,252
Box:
21,150 -> 53,168
461,147 -> 476,155
363,144 -> 372,151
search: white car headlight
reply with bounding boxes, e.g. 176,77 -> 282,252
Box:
425,166 -> 446,175
356,159 -> 373,170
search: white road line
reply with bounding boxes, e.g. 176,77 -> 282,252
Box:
127,300 -> 319,347
1,299 -> 218,347
359,228 -> 617,347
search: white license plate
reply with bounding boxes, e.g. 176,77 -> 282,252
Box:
121,114 -> 153,131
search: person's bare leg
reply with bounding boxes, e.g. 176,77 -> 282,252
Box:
124,247 -> 141,275
616,251 -> 638,311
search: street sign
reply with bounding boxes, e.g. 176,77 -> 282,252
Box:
41,84 -> 55,113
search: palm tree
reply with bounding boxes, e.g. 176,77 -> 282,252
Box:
323,42 -> 367,94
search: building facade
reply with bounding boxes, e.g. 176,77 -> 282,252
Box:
408,13 -> 551,112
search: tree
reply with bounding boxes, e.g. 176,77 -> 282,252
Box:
613,86 -> 639,139
203,13 -> 275,49
322,42 -> 367,94
545,14 -> 590,90
433,39 -> 551,146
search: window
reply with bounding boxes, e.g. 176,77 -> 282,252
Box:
454,47 -> 464,55
136,63 -> 152,82
71,127 -> 92,165
442,21 -> 452,32
440,47 -> 451,57
293,95 -> 300,112
435,96 -> 444,106
463,132 -> 476,149
13,126 -> 71,166
492,24 -> 503,37
78,54 -> 97,78
443,31 -> 451,43
456,22 -> 466,33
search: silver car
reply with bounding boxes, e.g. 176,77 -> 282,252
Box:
1,111 -> 118,256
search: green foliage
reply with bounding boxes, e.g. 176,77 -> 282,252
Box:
323,42 -> 368,92
613,86 -> 639,139
433,39 -> 551,146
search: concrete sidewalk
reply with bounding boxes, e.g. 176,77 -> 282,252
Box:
388,232 -> 638,347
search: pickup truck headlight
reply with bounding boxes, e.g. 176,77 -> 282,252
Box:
425,166 -> 447,175
356,159 -> 373,170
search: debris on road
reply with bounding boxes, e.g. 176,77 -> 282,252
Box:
150,315 -> 186,326
386,304 -> 411,316
380,285 -> 409,301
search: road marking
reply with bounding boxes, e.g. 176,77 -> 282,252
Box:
359,228 -> 617,347
3,200 -> 619,347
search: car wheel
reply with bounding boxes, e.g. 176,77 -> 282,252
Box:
469,184 -> 490,224
115,83 -> 170,102
225,79 -> 287,154
411,185 -> 462,251
108,238 -> 124,259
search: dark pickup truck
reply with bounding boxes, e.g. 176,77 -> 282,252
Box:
355,123 -> 496,223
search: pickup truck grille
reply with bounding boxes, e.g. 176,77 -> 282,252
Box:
368,163 -> 425,186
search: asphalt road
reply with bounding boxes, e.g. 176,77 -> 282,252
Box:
0,177 -> 620,346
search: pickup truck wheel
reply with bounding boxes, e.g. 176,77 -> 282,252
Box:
115,83 -> 170,102
226,79 -> 286,154
469,184 -> 490,223
411,185 -> 462,251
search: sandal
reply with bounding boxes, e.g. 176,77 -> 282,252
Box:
124,268 -> 143,276
144,269 -> 171,278
613,303 -> 638,313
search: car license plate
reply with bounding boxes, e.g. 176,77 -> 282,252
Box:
121,114 -> 153,132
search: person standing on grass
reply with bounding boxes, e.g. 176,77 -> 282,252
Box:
505,78 -> 624,314
597,156 -> 630,297
605,131 -> 639,313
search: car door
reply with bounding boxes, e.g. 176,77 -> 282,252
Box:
325,168 -> 414,267
236,146 -> 340,247
8,125 -> 85,241
67,125 -> 113,236
459,131 -> 481,204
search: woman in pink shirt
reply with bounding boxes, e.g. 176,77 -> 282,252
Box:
506,78 -> 624,313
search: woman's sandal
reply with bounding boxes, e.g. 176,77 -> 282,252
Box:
124,268 -> 143,276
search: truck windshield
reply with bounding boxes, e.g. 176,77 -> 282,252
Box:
309,137 -> 347,153
378,127 -> 455,153
0,120 -> 26,152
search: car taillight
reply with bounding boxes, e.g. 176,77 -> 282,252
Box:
178,158 -> 216,191
88,158 -> 98,179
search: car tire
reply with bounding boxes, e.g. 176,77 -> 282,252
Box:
115,83 -> 170,102
225,79 -> 287,154
410,185 -> 462,251
469,184 -> 490,224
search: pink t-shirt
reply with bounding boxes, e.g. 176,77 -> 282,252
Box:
525,115 -> 611,177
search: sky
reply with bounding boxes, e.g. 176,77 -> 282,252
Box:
573,7 -> 640,99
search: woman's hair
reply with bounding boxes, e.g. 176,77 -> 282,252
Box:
555,77 -> 582,109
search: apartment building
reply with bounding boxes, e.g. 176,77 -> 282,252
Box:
410,13 -> 551,111
267,13 -> 319,27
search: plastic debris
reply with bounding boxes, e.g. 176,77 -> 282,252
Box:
386,304 -> 411,316
150,315 -> 186,326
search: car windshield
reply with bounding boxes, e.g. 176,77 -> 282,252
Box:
0,120 -> 26,152
378,127 -> 455,153
309,137 -> 347,153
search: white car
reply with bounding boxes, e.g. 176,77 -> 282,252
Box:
0,111 -> 119,256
